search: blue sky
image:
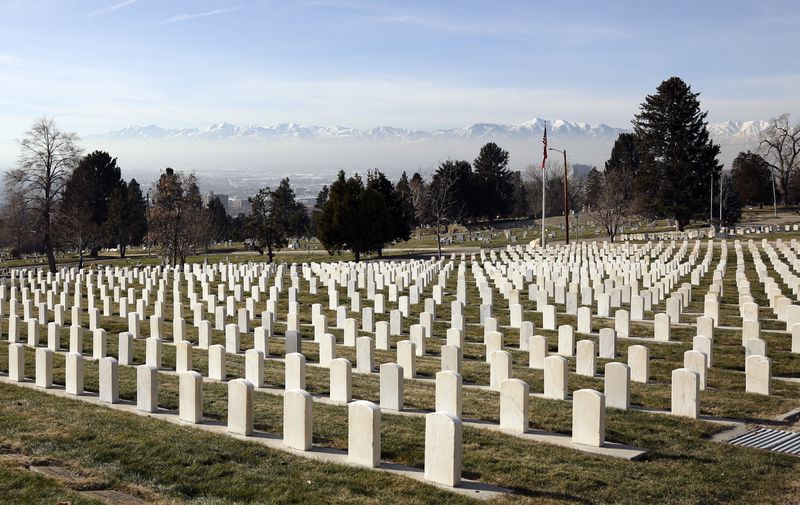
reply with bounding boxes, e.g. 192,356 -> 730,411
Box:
1,0 -> 798,140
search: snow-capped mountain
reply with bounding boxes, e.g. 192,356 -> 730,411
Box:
707,120 -> 771,139
89,118 -> 768,144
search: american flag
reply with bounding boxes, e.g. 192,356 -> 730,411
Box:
541,124 -> 547,169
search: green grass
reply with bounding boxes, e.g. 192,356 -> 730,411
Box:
0,457 -> 103,505
2,237 -> 800,503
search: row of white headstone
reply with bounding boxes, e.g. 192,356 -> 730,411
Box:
9,340 -> 615,488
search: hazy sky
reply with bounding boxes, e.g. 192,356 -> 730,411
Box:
1,0 -> 798,170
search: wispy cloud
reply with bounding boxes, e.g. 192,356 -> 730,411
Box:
0,54 -> 23,66
86,0 -> 137,19
305,1 -> 490,34
151,6 -> 242,27
303,0 -> 626,42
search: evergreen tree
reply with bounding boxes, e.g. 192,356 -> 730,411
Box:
731,151 -> 773,207
247,178 -> 301,262
105,185 -> 129,256
718,174 -> 743,227
584,167 -> 604,210
633,77 -> 722,230
310,184 -> 329,237
274,178 -> 309,238
429,161 -> 470,258
395,172 -> 418,227
605,133 -> 641,176
229,214 -> 247,242
432,160 -> 473,221
57,161 -> 100,268
605,133 -> 640,201
473,142 -> 512,219
105,179 -> 148,258
409,172 -> 429,224
125,179 -> 148,250
367,169 -> 411,256
509,171 -> 529,218
206,196 -> 230,245
72,151 -> 125,255
316,171 -> 388,262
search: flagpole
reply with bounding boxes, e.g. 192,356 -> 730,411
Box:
541,165 -> 546,247
541,123 -> 547,248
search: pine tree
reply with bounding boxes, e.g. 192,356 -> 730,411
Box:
316,171 -> 390,262
367,169 -> 412,256
206,196 -> 230,245
57,162 -> 99,268
395,172 -> 418,227
509,171 -> 529,218
633,77 -> 722,230
473,142 -> 512,219
429,160 -> 472,258
246,178 -> 302,262
409,172 -> 429,224
584,167 -> 604,210
72,151 -> 125,255
126,179 -> 148,251
604,133 -> 640,202
731,151 -> 773,208
718,174 -> 743,227
310,185 -> 329,237
104,179 -> 147,258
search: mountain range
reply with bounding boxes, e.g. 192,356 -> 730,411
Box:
89,118 -> 771,143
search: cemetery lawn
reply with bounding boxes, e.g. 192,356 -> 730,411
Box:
0,455 -> 102,504
1,364 -> 799,504
4,234 -> 800,503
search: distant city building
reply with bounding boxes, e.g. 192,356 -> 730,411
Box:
227,196 -> 251,216
201,192 -> 229,213
570,164 -> 593,179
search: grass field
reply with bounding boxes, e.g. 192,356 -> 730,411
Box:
2,220 -> 800,503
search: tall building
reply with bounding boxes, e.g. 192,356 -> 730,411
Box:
227,196 -> 251,216
570,164 -> 593,179
201,192 -> 229,214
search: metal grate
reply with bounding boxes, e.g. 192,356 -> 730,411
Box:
728,428 -> 800,456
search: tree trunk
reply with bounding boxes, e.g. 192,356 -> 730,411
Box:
119,245 -> 126,259
267,244 -> 274,263
78,248 -> 84,270
44,233 -> 57,273
354,249 -> 361,262
435,220 -> 442,260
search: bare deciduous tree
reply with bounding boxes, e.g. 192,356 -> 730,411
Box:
146,168 -> 206,266
57,202 -> 99,269
760,113 -> 800,205
592,171 -> 629,242
525,162 -> 582,226
6,117 -> 81,272
0,190 -> 39,256
409,173 -> 429,224
428,168 -> 466,259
